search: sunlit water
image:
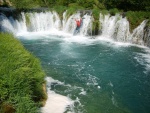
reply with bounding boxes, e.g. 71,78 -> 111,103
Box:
18,32 -> 150,113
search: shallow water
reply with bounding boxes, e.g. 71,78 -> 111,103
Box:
18,33 -> 150,113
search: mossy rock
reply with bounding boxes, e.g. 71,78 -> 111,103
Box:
25,13 -> 31,27
92,20 -> 100,35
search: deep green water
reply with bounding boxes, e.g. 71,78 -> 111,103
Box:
19,34 -> 150,113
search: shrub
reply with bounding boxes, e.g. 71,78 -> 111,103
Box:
66,5 -> 84,18
126,11 -> 150,31
92,8 -> 100,20
109,8 -> 119,16
51,5 -> 67,15
10,0 -> 44,9
100,10 -> 109,15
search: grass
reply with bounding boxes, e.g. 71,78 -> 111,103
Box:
0,33 -> 47,113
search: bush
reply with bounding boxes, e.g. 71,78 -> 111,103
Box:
10,0 -> 45,9
0,33 -> 46,113
126,11 -> 150,31
100,10 -> 109,15
92,8 -> 100,20
50,5 -> 67,19
109,8 -> 119,16
66,5 -> 84,18
51,5 -> 67,15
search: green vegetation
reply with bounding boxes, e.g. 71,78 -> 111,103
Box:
0,33 -> 47,113
9,0 -> 45,9
25,13 -> 31,27
50,5 -> 67,19
126,11 -> 150,31
45,0 -> 150,11
109,8 -> 119,16
103,0 -> 150,11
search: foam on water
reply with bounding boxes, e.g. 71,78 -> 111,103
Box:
63,35 -> 95,45
79,88 -> 87,95
41,77 -> 74,113
134,48 -> 150,73
41,90 -> 73,113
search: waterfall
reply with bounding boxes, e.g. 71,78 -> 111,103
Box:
131,20 -> 148,45
0,13 -> 27,33
62,12 -> 92,36
100,13 -> 119,38
23,11 -> 61,32
114,17 -> 130,42
0,11 -> 91,34
0,11 -> 61,33
99,13 -> 131,41
62,12 -> 79,33
0,11 -> 149,46
99,13 -> 148,46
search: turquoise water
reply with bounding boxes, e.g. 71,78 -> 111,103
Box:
19,34 -> 150,113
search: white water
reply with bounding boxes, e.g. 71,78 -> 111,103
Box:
100,13 -> 131,42
131,20 -> 148,45
0,11 -> 149,46
41,77 -> 74,113
62,12 -> 92,36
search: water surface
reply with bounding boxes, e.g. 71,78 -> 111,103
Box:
19,34 -> 150,113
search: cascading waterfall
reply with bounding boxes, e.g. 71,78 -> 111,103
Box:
131,20 -> 148,45
100,13 -> 128,41
62,12 -> 79,33
0,11 -> 149,46
99,13 -> 148,45
143,27 -> 150,47
23,11 -> 61,32
100,13 -> 120,38
62,12 -> 92,35
0,11 -> 61,33
0,13 -> 27,33
113,17 -> 130,42
79,14 -> 93,36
